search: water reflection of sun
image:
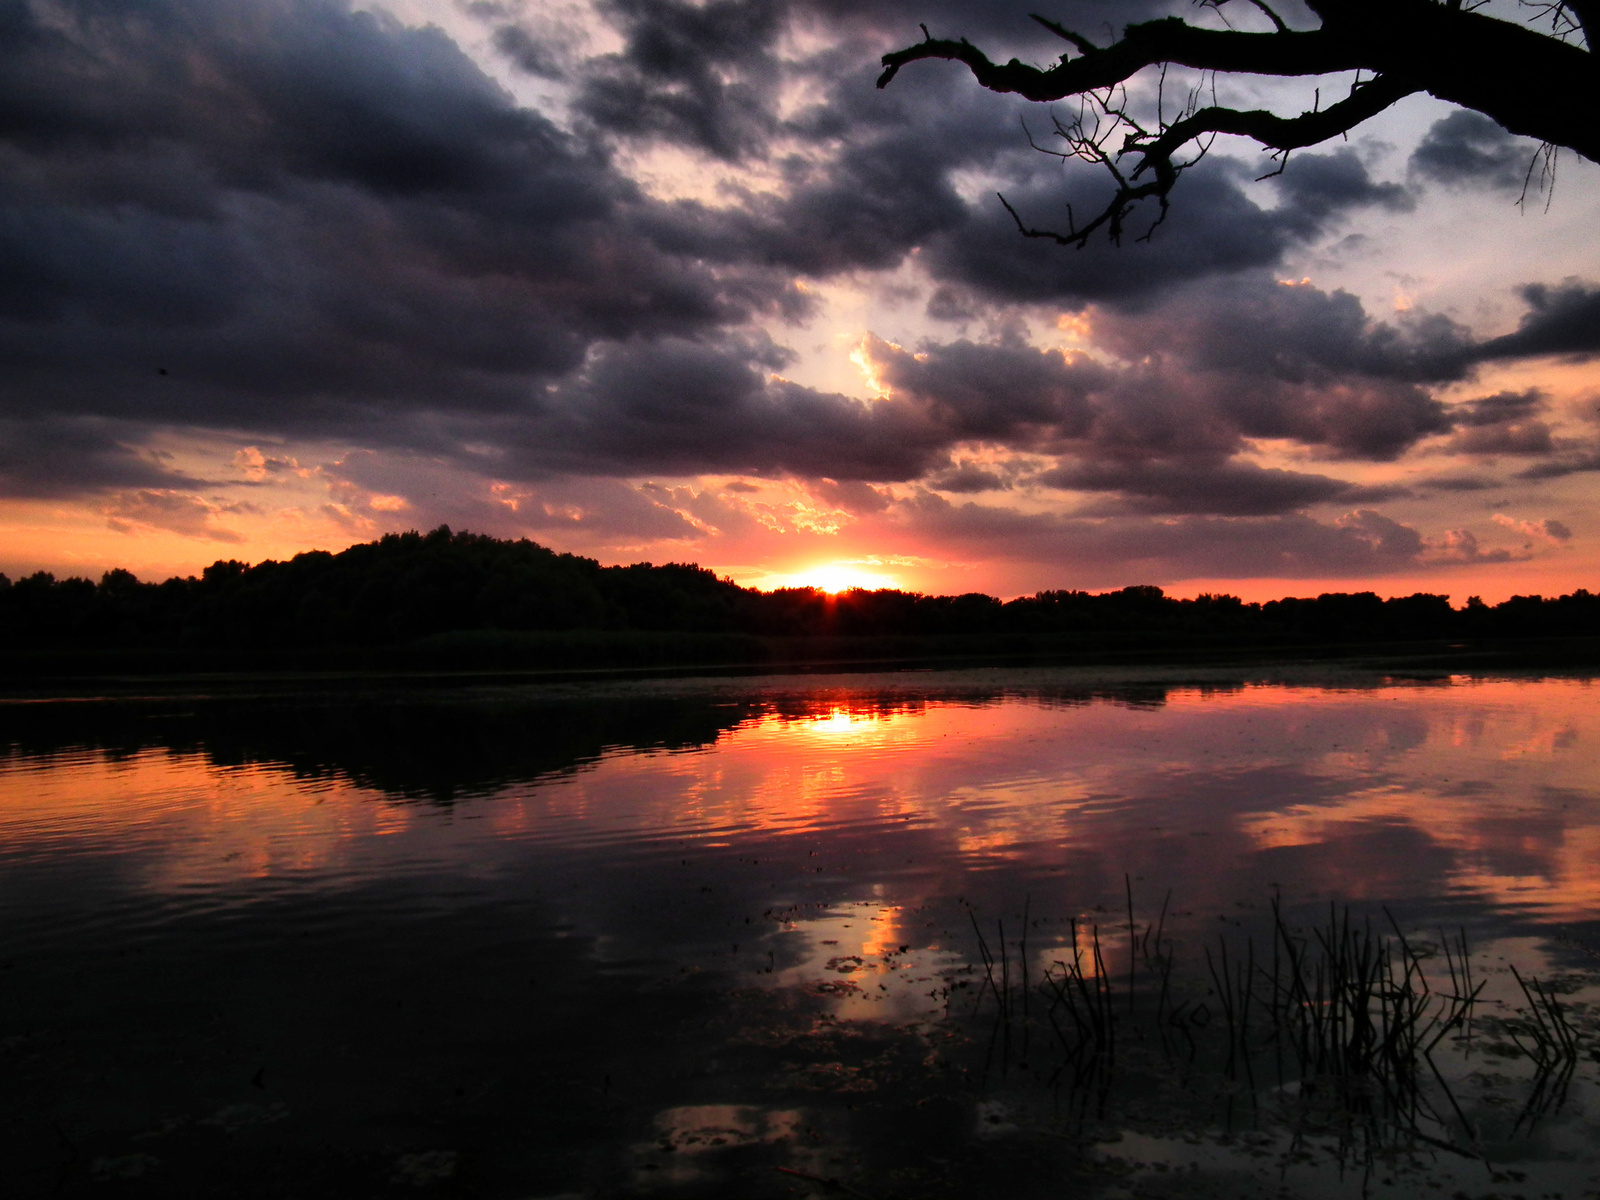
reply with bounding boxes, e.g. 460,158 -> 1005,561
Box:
857,903 -> 903,961
808,708 -> 865,735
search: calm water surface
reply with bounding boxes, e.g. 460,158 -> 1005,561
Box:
3,668 -> 1600,1198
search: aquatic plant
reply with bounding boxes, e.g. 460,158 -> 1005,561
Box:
957,885 -> 1585,1159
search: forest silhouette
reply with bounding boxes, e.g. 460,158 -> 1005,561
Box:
2,526 -> 1596,670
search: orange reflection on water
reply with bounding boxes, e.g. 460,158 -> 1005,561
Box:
0,746 -> 410,892
2,675 -> 1599,927
1230,677 -> 1600,918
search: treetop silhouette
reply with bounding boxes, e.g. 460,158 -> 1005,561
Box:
878,1 -> 1597,246
2,527 -> 1595,658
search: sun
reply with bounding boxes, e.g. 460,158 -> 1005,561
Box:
802,563 -> 898,594
754,560 -> 902,593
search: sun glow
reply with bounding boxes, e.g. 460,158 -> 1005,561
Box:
802,564 -> 898,594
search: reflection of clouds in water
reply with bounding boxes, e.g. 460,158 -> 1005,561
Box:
940,774 -> 1100,862
7,676 -> 1600,1200
0,749 -> 402,893
1232,680 -> 1599,918
3,676 -> 1599,924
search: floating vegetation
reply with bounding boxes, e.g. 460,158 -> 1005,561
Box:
955,884 -> 1587,1169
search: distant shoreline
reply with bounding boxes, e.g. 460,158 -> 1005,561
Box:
6,530 -> 1597,689
4,630 -> 1599,693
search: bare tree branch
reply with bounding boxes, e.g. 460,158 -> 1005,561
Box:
1521,1 -> 1596,47
1028,14 -> 1099,57
1217,0 -> 1293,35
877,22 -> 1358,99
1302,1 -> 1598,159
1138,72 -> 1419,163
879,0 -> 1597,248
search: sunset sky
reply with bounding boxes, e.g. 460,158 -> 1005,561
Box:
2,0 -> 1597,601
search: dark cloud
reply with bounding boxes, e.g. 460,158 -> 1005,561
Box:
0,3 -> 1492,433
902,499 -> 1498,587
922,151 -> 1413,307
431,334 -> 1099,485
0,0 -> 801,444
868,294 -> 1449,474
922,160 -> 1290,305
463,270 -> 1542,517
0,0 -> 605,201
577,0 -> 787,160
1518,451 -> 1600,481
1410,110 -> 1535,192
1091,275 -> 1471,385
1474,280 -> 1600,361
1035,459 -> 1406,517
490,23 -> 566,78
635,61 -> 1022,277
866,336 -> 1103,442
808,477 -> 893,513
1452,389 -> 1546,427
0,181 -> 741,431
490,271 -> 1476,518
0,417 -> 204,499
1084,275 -> 1463,461
506,334 -> 942,480
474,281 -> 1467,511
926,462 -> 1010,493
1269,149 -> 1413,235
565,0 -> 1178,167
605,7 -> 1400,305
1439,389 -> 1553,456
320,449 -> 714,544
924,284 -> 984,324
10,0 -> 1195,469
0,0 -> 1587,561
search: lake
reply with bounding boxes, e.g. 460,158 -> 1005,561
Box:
3,666 -> 1600,1198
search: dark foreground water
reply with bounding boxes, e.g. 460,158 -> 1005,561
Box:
4,667 -> 1600,1199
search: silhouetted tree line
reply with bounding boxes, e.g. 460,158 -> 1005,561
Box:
1,526 -> 1596,651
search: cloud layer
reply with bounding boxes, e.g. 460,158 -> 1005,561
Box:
0,0 -> 1593,589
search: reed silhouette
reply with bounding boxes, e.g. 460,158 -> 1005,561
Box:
958,885 -> 1583,1165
